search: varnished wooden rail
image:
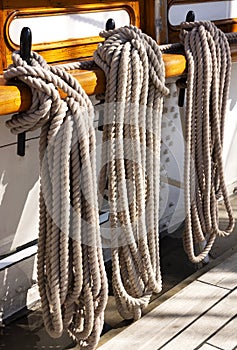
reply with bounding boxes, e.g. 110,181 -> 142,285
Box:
0,53 -> 187,116
0,44 -> 237,116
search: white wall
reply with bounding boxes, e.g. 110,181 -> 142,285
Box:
169,1 -> 237,26
0,118 -> 40,257
223,62 -> 237,193
9,10 -> 130,45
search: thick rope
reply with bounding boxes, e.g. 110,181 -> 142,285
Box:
180,21 -> 235,263
4,51 -> 107,350
94,25 -> 169,320
4,22 -> 236,344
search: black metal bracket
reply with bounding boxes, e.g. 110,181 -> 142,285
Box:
105,18 -> 115,31
97,19 -> 115,131
17,27 -> 32,156
186,10 -> 195,23
177,11 -> 195,108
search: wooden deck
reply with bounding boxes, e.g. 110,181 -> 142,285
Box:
1,197 -> 236,349
98,250 -> 237,350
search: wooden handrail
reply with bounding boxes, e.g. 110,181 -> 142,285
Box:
0,44 -> 237,116
0,53 -> 187,116
0,68 -> 107,115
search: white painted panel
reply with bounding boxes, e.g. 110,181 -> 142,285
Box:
0,115 -> 18,147
0,254 -> 39,320
0,114 -> 40,148
169,1 -> 237,26
160,79 -> 185,234
0,245 -> 37,270
9,10 -> 130,46
159,183 -> 185,235
0,140 -> 40,256
223,62 -> 237,193
161,79 -> 184,185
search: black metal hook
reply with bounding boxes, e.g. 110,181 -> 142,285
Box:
20,27 -> 32,65
97,19 -> 115,131
177,11 -> 195,108
186,10 -> 195,23
105,18 -> 115,31
17,27 -> 32,156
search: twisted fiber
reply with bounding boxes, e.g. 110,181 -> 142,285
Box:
181,21 -> 235,264
94,25 -> 168,320
5,51 -> 107,348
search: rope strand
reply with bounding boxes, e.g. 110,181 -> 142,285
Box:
94,25 -> 169,320
4,50 -> 108,349
4,22 -> 236,348
181,21 -> 235,263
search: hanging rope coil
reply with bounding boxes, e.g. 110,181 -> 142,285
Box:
4,51 -> 107,349
94,25 -> 169,320
4,20 -> 236,348
180,21 -> 235,263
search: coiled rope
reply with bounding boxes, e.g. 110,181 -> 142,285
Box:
180,21 -> 235,263
4,20 -> 236,347
94,25 -> 169,320
4,51 -> 108,349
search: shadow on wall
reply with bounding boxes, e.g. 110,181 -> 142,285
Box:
0,137 -> 40,257
223,62 -> 237,191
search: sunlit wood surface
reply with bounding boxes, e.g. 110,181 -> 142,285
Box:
98,249 -> 237,349
0,43 -> 237,116
0,53 -> 186,116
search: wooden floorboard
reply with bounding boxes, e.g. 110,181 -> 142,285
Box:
198,344 -> 224,350
207,315 -> 237,350
97,281 -> 228,350
198,252 -> 237,290
160,289 -> 237,349
98,251 -> 237,350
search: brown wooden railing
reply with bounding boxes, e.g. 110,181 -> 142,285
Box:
0,43 -> 236,116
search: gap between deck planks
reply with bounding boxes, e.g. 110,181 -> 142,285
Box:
97,251 -> 237,350
198,344 -> 225,350
159,288 -> 237,349
205,316 -> 237,350
197,252 -> 237,290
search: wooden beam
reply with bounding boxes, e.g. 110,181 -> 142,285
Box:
0,43 -> 236,116
163,53 -> 186,78
0,67 -> 106,115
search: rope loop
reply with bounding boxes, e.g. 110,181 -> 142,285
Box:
5,47 -> 108,350
4,21 -> 236,346
94,25 -> 168,320
181,20 -> 235,264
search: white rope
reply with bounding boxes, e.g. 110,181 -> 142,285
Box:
94,25 -> 169,320
180,21 -> 235,263
5,51 -> 107,350
4,22 -> 235,347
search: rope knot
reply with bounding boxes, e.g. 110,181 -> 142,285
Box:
4,51 -> 63,134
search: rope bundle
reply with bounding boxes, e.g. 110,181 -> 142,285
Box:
180,21 -> 235,263
5,51 -> 107,349
94,25 -> 169,320
4,20 -> 236,349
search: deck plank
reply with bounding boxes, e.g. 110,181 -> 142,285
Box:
160,289 -> 237,349
198,344 -> 224,350
198,252 -> 237,290
207,316 -> 237,350
98,281 -> 228,350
